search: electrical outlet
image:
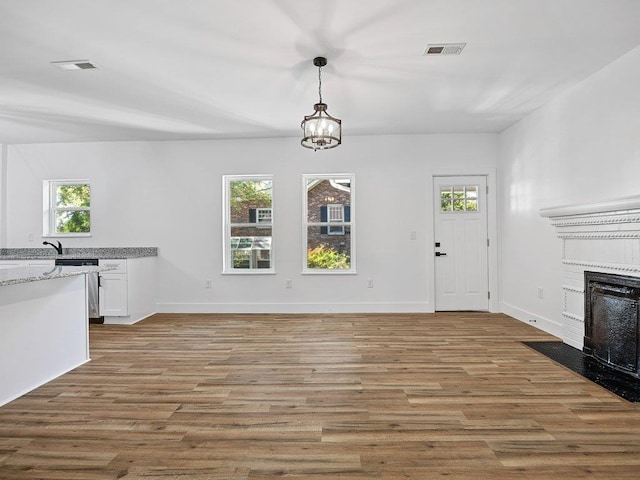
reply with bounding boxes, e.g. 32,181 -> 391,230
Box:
537,287 -> 543,299
367,279 -> 374,288
27,233 -> 34,242
410,231 -> 417,240
285,280 -> 292,289
205,279 -> 212,289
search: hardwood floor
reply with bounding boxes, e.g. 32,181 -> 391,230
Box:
1,312 -> 640,479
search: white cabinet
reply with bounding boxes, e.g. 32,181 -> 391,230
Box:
99,275 -> 129,316
0,259 -> 55,268
99,257 -> 155,325
24,260 -> 55,267
0,261 -> 22,269
99,259 -> 128,317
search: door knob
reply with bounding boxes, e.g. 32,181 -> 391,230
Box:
435,252 -> 447,257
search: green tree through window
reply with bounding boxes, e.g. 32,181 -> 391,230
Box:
56,184 -> 91,233
230,181 -> 272,210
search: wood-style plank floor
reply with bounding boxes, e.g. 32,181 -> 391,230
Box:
1,312 -> 640,479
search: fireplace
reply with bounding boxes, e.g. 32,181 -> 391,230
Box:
584,271 -> 640,378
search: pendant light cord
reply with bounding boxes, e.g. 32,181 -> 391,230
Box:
318,64 -> 323,104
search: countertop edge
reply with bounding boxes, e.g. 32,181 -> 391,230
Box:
0,265 -> 115,287
0,247 -> 158,261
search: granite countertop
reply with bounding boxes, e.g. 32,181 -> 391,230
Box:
0,265 -> 115,287
0,247 -> 157,260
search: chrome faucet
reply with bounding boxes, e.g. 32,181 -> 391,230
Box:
43,240 -> 63,255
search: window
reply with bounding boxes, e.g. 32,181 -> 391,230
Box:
303,174 -> 355,273
43,180 -> 91,237
325,204 -> 345,235
255,208 -> 272,227
440,185 -> 478,213
223,175 -> 273,273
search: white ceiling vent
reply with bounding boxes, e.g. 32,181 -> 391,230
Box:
51,60 -> 101,71
423,43 -> 466,56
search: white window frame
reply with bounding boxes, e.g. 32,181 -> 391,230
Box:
43,179 -> 92,238
222,175 -> 274,274
302,173 -> 356,274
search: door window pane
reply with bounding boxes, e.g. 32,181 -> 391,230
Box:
440,185 -> 479,213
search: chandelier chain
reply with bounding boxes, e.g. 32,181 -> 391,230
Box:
318,64 -> 322,104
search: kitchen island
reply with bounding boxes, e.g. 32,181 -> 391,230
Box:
0,265 -> 105,406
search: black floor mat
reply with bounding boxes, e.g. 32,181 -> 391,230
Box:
524,341 -> 640,402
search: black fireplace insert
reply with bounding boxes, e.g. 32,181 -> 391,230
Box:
584,271 -> 640,378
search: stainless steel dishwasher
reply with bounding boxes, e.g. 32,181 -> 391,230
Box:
54,258 -> 101,321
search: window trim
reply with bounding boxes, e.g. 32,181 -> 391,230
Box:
302,173 -> 356,274
42,179 -> 92,238
222,174 -> 275,274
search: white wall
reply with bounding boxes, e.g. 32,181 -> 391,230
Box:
7,133 -> 497,313
1,144 -> 7,247
498,45 -> 640,336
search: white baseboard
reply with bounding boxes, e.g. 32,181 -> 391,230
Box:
501,302 -> 563,339
102,311 -> 156,325
155,302 -> 434,315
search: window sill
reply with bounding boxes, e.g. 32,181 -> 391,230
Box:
43,233 -> 92,238
222,270 -> 276,275
302,269 -> 357,275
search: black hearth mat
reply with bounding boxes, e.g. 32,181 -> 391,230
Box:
523,341 -> 640,402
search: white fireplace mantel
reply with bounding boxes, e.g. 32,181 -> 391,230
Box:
540,195 -> 640,219
540,195 -> 640,349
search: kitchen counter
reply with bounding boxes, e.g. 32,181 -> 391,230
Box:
0,246 -> 157,260
0,264 -> 110,287
0,252 -> 158,327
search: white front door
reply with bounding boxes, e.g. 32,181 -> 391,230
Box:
433,175 -> 489,311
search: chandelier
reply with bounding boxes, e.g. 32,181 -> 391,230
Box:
301,57 -> 342,151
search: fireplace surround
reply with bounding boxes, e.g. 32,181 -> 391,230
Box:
540,195 -> 640,349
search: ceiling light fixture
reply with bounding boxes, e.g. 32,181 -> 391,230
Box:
301,57 -> 342,151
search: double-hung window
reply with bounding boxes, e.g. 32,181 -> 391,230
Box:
223,175 -> 274,273
43,180 -> 91,237
303,174 -> 355,273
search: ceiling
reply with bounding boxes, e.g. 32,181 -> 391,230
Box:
1,0 -> 640,145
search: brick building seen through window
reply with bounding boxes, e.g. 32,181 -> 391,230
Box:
306,178 -> 351,256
